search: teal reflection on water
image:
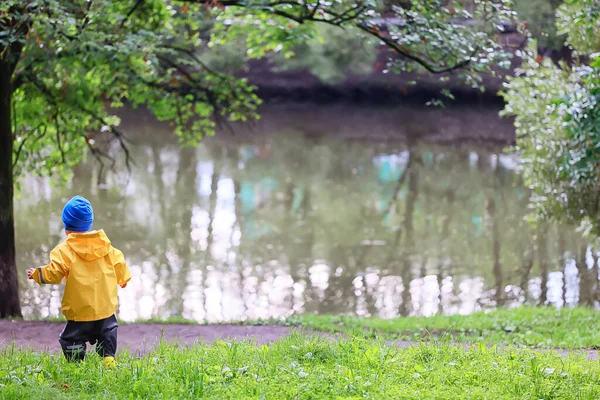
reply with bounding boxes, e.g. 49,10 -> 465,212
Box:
15,108 -> 599,322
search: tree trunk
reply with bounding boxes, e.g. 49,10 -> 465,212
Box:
399,149 -> 418,316
537,224 -> 549,305
487,195 -> 503,307
0,62 -> 22,318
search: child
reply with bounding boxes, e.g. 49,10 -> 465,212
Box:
27,195 -> 131,367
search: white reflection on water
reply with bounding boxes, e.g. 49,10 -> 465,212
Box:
15,117 -> 600,322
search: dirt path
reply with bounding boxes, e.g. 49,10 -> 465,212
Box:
0,320 -> 292,355
1,320 -> 598,360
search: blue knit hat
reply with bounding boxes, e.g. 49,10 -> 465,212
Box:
62,196 -> 94,232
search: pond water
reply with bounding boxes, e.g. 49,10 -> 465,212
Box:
16,105 -> 599,322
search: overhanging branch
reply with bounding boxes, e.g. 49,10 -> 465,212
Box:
23,72 -> 135,174
356,22 -> 474,74
121,0 -> 145,28
171,0 -> 479,75
12,123 -> 47,170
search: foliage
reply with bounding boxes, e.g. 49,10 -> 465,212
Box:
2,0 -> 260,185
207,0 -> 515,88
501,0 -> 600,237
452,0 -> 565,50
271,24 -> 379,84
513,0 -> 564,51
2,0 -> 515,183
288,307 -> 600,348
2,333 -> 600,399
378,1 -> 514,82
556,0 -> 600,54
203,0 -> 518,84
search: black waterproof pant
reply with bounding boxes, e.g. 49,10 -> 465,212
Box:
59,314 -> 118,362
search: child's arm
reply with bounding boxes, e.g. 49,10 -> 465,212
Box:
112,248 -> 131,288
28,247 -> 70,285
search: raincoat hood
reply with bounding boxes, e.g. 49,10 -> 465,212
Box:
66,229 -> 111,261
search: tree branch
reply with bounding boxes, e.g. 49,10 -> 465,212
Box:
143,54 -> 253,133
12,123 -> 47,170
308,0 -> 320,18
25,72 -> 135,174
86,141 -> 113,185
0,6 -> 32,78
356,22 -> 473,74
55,114 -> 66,164
120,0 -> 145,28
83,108 -> 134,173
171,0 -> 476,75
79,0 -> 95,34
159,44 -> 223,77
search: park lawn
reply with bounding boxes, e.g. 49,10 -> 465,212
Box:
1,333 -> 600,399
39,306 -> 600,349
287,307 -> 600,349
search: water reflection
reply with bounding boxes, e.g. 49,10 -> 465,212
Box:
15,107 -> 600,322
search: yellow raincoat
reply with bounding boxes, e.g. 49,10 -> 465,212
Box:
32,229 -> 131,322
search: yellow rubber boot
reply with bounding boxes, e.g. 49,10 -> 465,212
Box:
103,356 -> 117,369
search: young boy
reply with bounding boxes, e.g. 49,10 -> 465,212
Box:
27,195 -> 131,367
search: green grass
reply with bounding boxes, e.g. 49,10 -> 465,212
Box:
2,333 -> 600,399
29,306 -> 600,349
287,307 -> 600,349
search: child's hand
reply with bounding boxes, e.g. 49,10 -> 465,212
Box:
27,268 -> 35,280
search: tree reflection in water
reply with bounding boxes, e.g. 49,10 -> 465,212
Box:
15,108 -> 600,321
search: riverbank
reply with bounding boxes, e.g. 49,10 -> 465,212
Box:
236,28 -> 527,107
118,101 -> 515,146
246,59 -> 508,106
3,307 -> 598,351
287,307 -> 600,349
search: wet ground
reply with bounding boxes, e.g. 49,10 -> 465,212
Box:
0,320 -> 291,355
1,320 -> 598,361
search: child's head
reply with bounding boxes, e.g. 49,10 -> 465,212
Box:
62,195 -> 94,233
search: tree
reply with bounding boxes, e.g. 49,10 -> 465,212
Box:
501,0 -> 600,238
512,0 -> 564,52
270,23 -> 379,85
1,0 -> 512,318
